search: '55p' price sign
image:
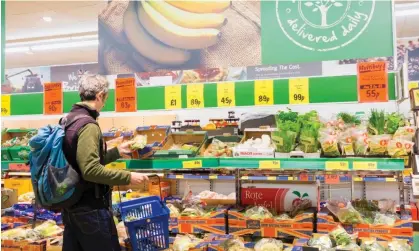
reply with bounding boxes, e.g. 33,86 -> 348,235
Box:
115,78 -> 137,112
44,82 -> 63,115
357,61 -> 388,103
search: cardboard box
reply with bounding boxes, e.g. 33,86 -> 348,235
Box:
169,208 -> 227,235
148,181 -> 170,199
232,128 -> 276,158
199,135 -> 242,157
1,188 -> 18,209
2,239 -> 48,251
4,178 -> 33,196
136,126 -> 170,159
154,131 -> 207,158
227,208 -> 313,239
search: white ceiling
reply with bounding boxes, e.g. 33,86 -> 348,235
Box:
4,0 -> 419,69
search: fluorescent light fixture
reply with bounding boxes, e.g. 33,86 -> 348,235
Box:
31,40 -> 98,51
396,9 -> 419,17
5,46 -> 30,53
6,38 -> 98,53
395,2 -> 419,16
42,16 -> 52,22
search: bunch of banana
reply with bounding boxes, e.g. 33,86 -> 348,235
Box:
123,0 -> 230,66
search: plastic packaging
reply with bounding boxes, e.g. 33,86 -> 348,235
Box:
339,129 -> 354,156
387,139 -> 414,158
327,200 -> 364,224
360,238 -> 386,251
373,213 -> 398,226
368,134 -> 391,156
329,225 -> 356,246
244,206 -> 273,220
319,133 -> 340,157
307,235 -> 333,251
254,238 -> 284,251
387,239 -> 412,251
393,126 -> 416,141
173,234 -> 202,251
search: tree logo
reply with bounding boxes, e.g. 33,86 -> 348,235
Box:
276,0 -> 375,52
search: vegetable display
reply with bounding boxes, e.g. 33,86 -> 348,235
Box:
254,238 -> 284,251
203,138 -> 238,157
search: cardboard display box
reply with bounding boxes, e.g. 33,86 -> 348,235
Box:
169,208 -> 227,235
1,239 -> 48,251
135,126 -> 170,159
232,128 -> 276,158
199,135 -> 242,157
2,188 -> 18,209
4,178 -> 33,196
154,131 -> 207,158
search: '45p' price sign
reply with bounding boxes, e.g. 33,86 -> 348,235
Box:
115,78 -> 137,112
357,61 -> 388,103
44,82 -> 63,115
217,82 -> 235,107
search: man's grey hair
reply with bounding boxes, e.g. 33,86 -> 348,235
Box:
78,74 -> 109,101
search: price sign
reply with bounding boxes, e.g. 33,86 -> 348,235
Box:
255,79 -> 274,106
267,176 -> 276,181
209,175 -> 218,180
105,162 -> 126,170
9,163 -> 29,172
299,173 -> 309,181
115,78 -> 137,112
353,162 -> 377,170
325,174 -> 340,184
217,82 -> 235,107
385,177 -> 396,182
175,175 -> 184,179
325,161 -> 349,171
357,62 -> 388,103
408,82 -> 419,91
44,82 -> 63,115
289,78 -> 309,104
259,160 -> 280,169
165,85 -> 181,109
182,160 -> 202,169
186,84 -> 204,108
1,95 -> 11,116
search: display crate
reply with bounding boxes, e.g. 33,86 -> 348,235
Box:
169,208 -> 227,235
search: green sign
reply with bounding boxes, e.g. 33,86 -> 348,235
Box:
261,0 -> 394,64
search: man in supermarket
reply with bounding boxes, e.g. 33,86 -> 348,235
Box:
61,75 -> 148,251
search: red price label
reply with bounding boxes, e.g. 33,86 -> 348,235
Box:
44,82 -> 63,115
357,61 -> 388,103
115,78 -> 137,112
9,163 -> 29,172
299,173 -> 309,181
325,174 -> 339,184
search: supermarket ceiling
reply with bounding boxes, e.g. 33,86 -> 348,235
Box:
4,0 -> 419,68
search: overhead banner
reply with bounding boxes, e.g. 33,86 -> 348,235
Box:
98,0 -> 393,74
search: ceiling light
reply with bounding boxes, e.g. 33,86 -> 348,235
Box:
31,40 -> 98,51
395,2 -> 419,16
396,9 -> 419,17
42,16 -> 52,22
5,46 -> 30,53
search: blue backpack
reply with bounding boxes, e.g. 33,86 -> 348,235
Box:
29,119 -> 84,209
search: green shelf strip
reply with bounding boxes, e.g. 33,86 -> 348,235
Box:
7,74 -> 396,115
1,160 -> 27,171
121,157 -> 219,170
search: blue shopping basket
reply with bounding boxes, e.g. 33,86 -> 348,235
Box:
120,188 -> 170,251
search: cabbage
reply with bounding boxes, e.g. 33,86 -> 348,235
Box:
254,238 -> 283,251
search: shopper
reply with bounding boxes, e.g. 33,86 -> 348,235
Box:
61,74 -> 148,251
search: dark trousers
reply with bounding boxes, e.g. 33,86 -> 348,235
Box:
62,207 -> 121,251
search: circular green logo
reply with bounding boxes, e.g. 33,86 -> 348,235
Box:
276,0 -> 375,52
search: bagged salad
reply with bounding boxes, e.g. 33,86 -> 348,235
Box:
329,225 -> 356,246
387,139 -> 414,158
244,206 -> 273,220
338,129 -> 355,156
393,126 -> 416,141
319,132 -> 340,157
307,235 -> 333,251
327,199 -> 364,224
360,238 -> 386,251
297,111 -> 321,153
274,110 -> 300,153
388,239 -> 412,251
368,134 -> 391,156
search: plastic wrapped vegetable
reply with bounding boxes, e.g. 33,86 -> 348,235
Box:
254,238 -> 284,251
368,110 -> 386,135
388,239 -> 412,251
33,220 -> 63,239
327,200 -> 364,224
329,225 -> 354,246
368,134 -> 391,156
272,129 -> 298,153
336,242 -> 361,251
130,135 -> 147,150
339,129 -> 354,156
307,235 -> 333,251
275,213 -> 291,220
387,139 -> 414,158
373,213 -> 398,226
393,126 -> 416,141
167,203 -> 181,217
1,228 -> 28,241
180,206 -> 206,217
386,113 -> 405,135
298,111 -> 321,153
244,206 -> 273,220
319,133 -> 340,157
204,138 -> 237,157
173,234 -> 202,251
360,239 -> 386,251
352,126 -> 369,155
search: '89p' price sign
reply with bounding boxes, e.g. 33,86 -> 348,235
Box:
44,82 -> 63,115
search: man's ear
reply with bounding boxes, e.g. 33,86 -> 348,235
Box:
97,91 -> 105,100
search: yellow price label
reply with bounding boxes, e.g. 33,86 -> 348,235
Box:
325,161 -> 349,171
288,177 -> 294,181
1,95 -> 11,116
182,160 -> 202,169
217,82 -> 235,107
126,193 -> 133,199
255,79 -> 274,105
175,175 -> 184,179
165,85 -> 181,109
209,175 -> 218,180
408,82 -> 419,90
403,168 -> 412,176
105,162 -> 126,170
186,84 -> 204,108
259,160 -> 281,169
242,176 -> 249,180
385,177 -> 396,182
353,177 -> 363,182
267,176 -> 276,181
353,162 -> 377,170
289,78 -> 309,104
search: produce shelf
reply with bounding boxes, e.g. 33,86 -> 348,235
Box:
219,158 -> 405,171
1,161 -> 27,171
122,157 -> 219,170
166,174 -> 235,180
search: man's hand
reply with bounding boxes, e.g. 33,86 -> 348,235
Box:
117,139 -> 134,155
129,173 -> 149,185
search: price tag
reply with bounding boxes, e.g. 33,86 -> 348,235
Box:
242,176 -> 249,180
299,173 -> 309,181
353,162 -> 377,170
165,85 -> 181,109
259,160 -> 281,169
182,160 -> 202,169
115,78 -> 137,112
254,79 -> 274,106
353,177 -> 363,182
289,78 -> 309,104
105,162 -> 126,170
325,174 -> 340,184
175,175 -> 184,179
267,176 -> 276,181
209,175 -> 218,180
357,61 -> 388,103
385,177 -> 396,182
44,82 -> 63,115
408,82 -> 419,91
1,95 -> 11,116
9,163 -> 29,172
186,83 -> 204,108
325,161 -> 349,171
217,82 -> 235,107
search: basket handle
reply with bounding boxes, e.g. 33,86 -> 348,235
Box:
148,174 -> 163,200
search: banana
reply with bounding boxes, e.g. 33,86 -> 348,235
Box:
148,0 -> 226,29
138,1 -> 221,50
166,0 -> 231,14
123,1 -> 191,65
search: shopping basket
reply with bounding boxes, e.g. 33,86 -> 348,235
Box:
119,177 -> 170,251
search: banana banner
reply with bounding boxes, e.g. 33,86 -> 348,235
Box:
98,0 -> 393,81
